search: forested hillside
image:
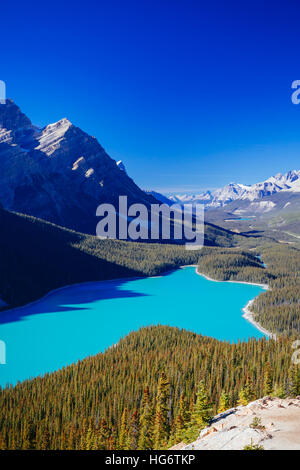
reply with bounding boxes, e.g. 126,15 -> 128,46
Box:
0,208 -> 239,309
252,244 -> 300,336
196,244 -> 300,336
0,326 -> 298,450
1,206 -> 300,336
0,209 -> 200,309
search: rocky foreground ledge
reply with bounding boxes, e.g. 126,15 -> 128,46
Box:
172,397 -> 300,450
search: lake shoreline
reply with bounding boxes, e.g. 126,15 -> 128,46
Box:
0,264 -> 275,388
190,265 -> 275,340
1,264 -> 275,341
242,299 -> 276,340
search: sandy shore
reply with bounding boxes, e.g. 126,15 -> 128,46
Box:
242,298 -> 276,339
187,265 -> 275,339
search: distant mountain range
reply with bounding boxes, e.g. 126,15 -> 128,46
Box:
159,170 -> 300,210
0,100 -> 156,234
147,171 -> 300,237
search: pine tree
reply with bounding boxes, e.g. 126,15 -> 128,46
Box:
272,383 -> 286,399
184,381 -> 213,442
153,373 -> 170,449
118,409 -> 128,450
97,419 -> 110,450
22,419 -> 35,450
238,377 -> 255,406
40,427 -> 50,450
0,432 -> 6,450
85,424 -> 95,450
263,363 -> 273,396
288,365 -> 300,397
218,391 -> 231,413
127,410 -> 139,450
171,393 -> 189,444
138,386 -> 154,450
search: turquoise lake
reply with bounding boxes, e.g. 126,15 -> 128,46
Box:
0,267 -> 265,388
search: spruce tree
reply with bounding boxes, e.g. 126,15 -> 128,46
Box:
85,424 -> 95,450
263,363 -> 273,396
97,419 -> 110,450
0,432 -> 6,450
184,381 -> 213,443
22,419 -> 35,450
118,409 -> 128,450
153,373 -> 170,449
218,391 -> 231,413
138,386 -> 154,450
172,393 -> 189,444
40,427 -> 50,450
127,410 -> 139,450
238,377 -> 255,406
288,365 -> 300,397
272,383 -> 286,399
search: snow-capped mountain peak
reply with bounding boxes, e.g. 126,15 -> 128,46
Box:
164,170 -> 300,209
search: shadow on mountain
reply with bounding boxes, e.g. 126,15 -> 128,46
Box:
239,230 -> 265,237
0,208 -> 146,313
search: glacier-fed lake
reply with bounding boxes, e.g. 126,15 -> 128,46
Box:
0,266 -> 265,387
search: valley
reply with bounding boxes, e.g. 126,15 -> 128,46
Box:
1,0 -> 300,453
0,266 -> 265,388
0,100 -> 300,451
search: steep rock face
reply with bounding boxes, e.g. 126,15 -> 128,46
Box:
0,100 -> 155,234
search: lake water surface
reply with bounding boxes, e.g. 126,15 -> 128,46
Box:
0,267 -> 265,387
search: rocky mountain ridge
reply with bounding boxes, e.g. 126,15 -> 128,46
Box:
0,99 -> 156,234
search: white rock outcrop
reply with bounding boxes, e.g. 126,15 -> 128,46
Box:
172,397 -> 300,450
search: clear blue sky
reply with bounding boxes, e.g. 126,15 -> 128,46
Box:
1,0 -> 300,193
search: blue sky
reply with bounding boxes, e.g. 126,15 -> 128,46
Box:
1,0 -> 300,193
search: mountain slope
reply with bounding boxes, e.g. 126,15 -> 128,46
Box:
0,208 -> 207,309
0,100 -> 156,234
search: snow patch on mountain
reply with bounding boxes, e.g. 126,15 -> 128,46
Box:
35,118 -> 73,155
248,201 -> 276,213
116,160 -> 127,173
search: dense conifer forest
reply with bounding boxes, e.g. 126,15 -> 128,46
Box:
196,244 -> 300,336
1,209 -> 300,450
0,208 -> 200,308
0,326 -> 299,450
0,208 -> 236,309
